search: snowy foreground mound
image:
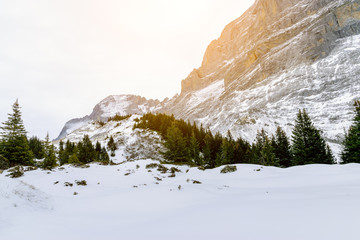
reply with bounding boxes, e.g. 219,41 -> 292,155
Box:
1,161 -> 360,240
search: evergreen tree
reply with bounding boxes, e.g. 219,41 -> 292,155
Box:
252,129 -> 277,166
272,126 -> 292,167
291,109 -> 334,165
202,133 -> 213,168
233,137 -> 251,164
217,138 -> 234,166
41,133 -> 57,170
95,141 -> 102,161
29,136 -> 45,159
60,140 -> 75,165
0,100 -> 33,166
162,124 -> 188,163
107,136 -> 118,157
68,153 -> 81,165
78,135 -> 95,164
188,132 -> 201,165
341,100 -> 360,163
58,140 -> 66,165
99,147 -> 110,163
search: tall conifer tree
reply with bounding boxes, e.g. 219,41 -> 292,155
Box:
291,109 -> 334,165
341,100 -> 360,163
0,100 -> 33,166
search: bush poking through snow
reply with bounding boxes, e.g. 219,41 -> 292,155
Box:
157,165 -> 168,174
64,182 -> 73,187
7,166 -> 24,178
220,165 -> 237,174
75,180 -> 87,186
170,167 -> 181,173
145,163 -> 159,169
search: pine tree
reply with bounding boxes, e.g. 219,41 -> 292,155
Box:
217,138 -> 234,166
99,147 -> 110,163
78,135 -> 95,164
203,133 -> 213,168
29,136 -> 45,159
272,126 -> 292,167
0,100 -> 33,166
107,136 -> 118,157
188,132 -> 201,165
162,124 -> 188,163
41,133 -> 57,170
341,100 -> 360,163
291,109 -> 334,165
95,141 -> 102,161
252,129 -> 277,166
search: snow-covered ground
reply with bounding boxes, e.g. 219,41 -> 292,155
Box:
1,161 -> 360,240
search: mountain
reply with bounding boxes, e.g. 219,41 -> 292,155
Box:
56,95 -> 161,140
57,0 -> 360,157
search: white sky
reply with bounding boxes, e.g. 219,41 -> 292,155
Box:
0,0 -> 254,139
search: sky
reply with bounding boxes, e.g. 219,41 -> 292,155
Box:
0,0 -> 255,139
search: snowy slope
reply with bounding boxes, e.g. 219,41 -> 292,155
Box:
1,162 -> 360,240
56,95 -> 161,140
55,115 -> 164,162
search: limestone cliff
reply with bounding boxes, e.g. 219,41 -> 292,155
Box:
181,0 -> 360,93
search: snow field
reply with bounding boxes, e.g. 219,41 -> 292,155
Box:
1,161 -> 360,240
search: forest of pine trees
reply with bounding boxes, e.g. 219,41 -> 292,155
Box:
134,109 -> 342,168
0,100 -> 111,170
0,99 -> 359,171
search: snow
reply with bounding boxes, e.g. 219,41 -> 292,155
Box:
1,162 -> 360,240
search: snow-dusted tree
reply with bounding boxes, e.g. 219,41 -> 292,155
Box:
0,100 -> 33,166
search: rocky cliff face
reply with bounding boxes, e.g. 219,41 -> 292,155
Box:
57,0 -> 360,158
181,0 -> 360,94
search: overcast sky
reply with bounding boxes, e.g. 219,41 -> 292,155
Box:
0,0 -> 254,139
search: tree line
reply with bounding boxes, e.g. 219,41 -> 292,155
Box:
0,100 -> 118,170
0,99 -> 359,171
134,101 -> 360,168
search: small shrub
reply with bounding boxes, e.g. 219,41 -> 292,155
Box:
136,165 -> 140,169
168,173 -> 176,178
7,166 -> 24,178
157,165 -> 168,174
145,163 -> 160,169
192,180 -> 202,184
75,180 -> 87,186
54,181 -> 59,185
73,192 -> 78,195
154,176 -> 162,181
198,166 -> 205,171
170,167 -> 181,174
220,165 -> 237,174
64,182 -> 73,187
124,172 -> 131,176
